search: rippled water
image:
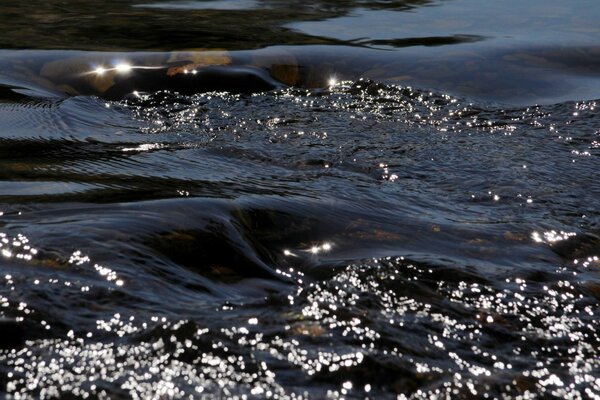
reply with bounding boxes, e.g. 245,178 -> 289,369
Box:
1,1 -> 600,399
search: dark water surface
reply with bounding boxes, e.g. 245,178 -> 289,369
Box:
1,1 -> 600,399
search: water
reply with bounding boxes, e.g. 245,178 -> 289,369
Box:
0,1 -> 599,399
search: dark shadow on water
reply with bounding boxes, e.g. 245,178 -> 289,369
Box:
0,0 -> 435,51
353,34 -> 485,49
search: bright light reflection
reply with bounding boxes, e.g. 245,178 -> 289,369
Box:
115,62 -> 132,73
87,62 -> 163,76
328,77 -> 338,87
532,230 -> 576,244
307,242 -> 333,255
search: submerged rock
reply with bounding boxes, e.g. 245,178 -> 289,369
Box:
1,50 -> 291,99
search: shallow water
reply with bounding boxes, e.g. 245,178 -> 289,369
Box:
0,1 -> 599,399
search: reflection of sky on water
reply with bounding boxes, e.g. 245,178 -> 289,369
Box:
286,0 -> 600,48
134,0 -> 259,10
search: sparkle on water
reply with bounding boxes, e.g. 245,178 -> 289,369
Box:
0,80 -> 598,399
89,61 -> 164,77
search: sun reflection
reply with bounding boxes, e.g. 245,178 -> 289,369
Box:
283,249 -> 298,257
306,242 -> 333,255
0,232 -> 37,261
94,66 -> 106,75
114,62 -> 132,73
86,61 -> 163,76
531,230 -> 576,244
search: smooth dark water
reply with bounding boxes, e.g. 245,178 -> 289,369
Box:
0,1 -> 599,399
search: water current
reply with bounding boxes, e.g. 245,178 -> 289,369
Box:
0,0 -> 599,399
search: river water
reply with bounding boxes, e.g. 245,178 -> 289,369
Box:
0,1 -> 599,399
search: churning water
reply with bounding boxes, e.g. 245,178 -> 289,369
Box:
0,1 -> 599,399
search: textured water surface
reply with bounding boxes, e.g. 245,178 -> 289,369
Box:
1,0 -> 600,399
0,82 -> 598,399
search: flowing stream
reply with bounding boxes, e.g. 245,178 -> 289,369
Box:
0,0 -> 599,398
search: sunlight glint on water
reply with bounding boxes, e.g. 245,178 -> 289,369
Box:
0,0 -> 599,398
